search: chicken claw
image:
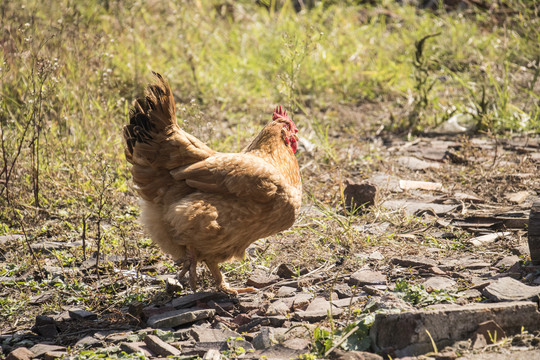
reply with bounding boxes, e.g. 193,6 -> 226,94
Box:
175,258 -> 190,279
205,261 -> 257,295
175,247 -> 198,291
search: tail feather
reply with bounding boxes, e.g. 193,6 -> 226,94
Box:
123,72 -> 215,202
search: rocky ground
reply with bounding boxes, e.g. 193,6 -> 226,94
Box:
1,133 -> 540,360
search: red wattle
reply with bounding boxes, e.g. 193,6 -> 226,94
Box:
291,138 -> 297,153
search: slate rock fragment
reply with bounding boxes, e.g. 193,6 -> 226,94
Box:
344,181 -> 378,210
6,347 -> 34,360
171,292 -> 227,309
474,320 -> 506,344
31,316 -> 58,339
422,276 -> 457,291
28,344 -> 65,358
190,328 -> 240,342
349,269 -> 386,287
246,269 -> 280,288
68,308 -> 98,321
147,308 -> 216,328
482,277 -> 540,302
144,334 -> 181,357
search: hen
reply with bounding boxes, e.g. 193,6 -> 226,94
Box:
123,73 -> 302,294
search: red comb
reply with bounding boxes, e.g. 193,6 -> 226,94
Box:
273,105 -> 288,121
273,105 -> 298,133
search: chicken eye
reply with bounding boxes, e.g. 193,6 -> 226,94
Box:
283,122 -> 291,131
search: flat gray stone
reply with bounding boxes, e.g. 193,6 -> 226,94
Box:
368,251 -> 384,260
422,276 -> 457,291
370,301 -> 540,357
333,283 -> 353,298
505,191 -> 530,203
246,269 -> 280,288
75,336 -> 101,348
332,296 -> 365,308
120,342 -> 152,357
293,308 -> 343,322
459,289 -> 482,300
483,277 -> 540,302
457,258 -> 491,269
349,269 -> 386,286
369,173 -> 401,193
29,293 -> 53,305
291,293 -> 313,310
190,328 -> 240,342
142,305 -> 176,320
28,344 -> 65,357
202,349 -> 221,360
371,293 -> 414,312
6,347 -> 34,360
97,331 -> 134,343
237,298 -> 261,312
267,299 -> 291,316
147,308 -> 215,328
353,223 -> 391,236
305,297 -> 338,312
391,257 -> 438,269
68,308 -> 98,320
382,199 -> 457,216
282,338 -> 311,351
171,292 -> 226,309
495,255 -> 520,269
252,327 -> 275,350
397,156 -> 441,170
236,315 -> 289,333
276,286 -> 296,297
144,334 -> 181,357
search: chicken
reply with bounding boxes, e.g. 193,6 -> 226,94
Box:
123,73 -> 302,294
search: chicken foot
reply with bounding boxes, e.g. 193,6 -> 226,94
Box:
175,246 -> 198,290
206,261 -> 257,295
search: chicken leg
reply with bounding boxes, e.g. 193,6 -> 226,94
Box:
175,246 -> 198,290
206,260 -> 257,295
